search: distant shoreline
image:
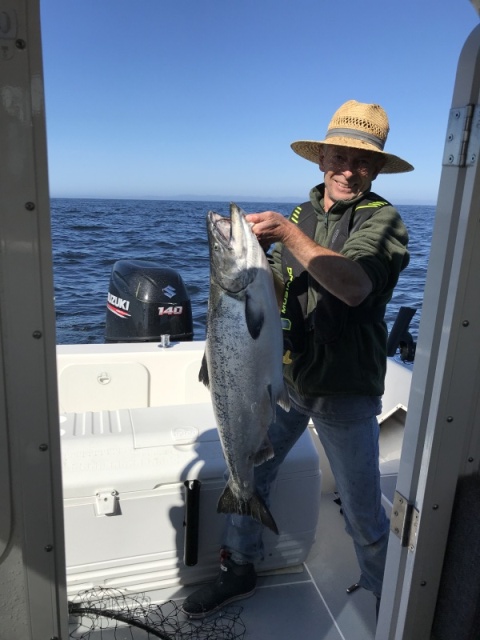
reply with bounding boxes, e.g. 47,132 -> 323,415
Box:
49,195 -> 437,207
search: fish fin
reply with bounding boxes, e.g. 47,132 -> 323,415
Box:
277,383 -> 291,412
198,353 -> 210,388
253,438 -> 274,465
217,485 -> 279,535
267,383 -> 291,417
245,293 -> 265,340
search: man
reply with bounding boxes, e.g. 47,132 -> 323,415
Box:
182,100 -> 413,618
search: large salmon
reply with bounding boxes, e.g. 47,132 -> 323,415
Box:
199,202 -> 290,534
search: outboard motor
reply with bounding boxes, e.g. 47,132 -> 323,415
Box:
105,259 -> 193,343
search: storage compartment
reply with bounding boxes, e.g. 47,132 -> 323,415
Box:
61,402 -> 321,599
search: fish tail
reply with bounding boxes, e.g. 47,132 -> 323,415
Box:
217,485 -> 279,535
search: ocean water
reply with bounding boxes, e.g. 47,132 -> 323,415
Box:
51,198 -> 435,347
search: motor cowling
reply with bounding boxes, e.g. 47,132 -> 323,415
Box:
105,259 -> 193,343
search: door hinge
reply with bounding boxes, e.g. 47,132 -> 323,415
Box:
390,490 -> 419,551
443,104 -> 480,167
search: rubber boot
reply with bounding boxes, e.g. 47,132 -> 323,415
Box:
182,552 -> 257,618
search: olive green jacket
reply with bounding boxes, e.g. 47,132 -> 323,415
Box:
271,183 -> 410,397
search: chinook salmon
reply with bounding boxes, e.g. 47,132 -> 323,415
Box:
199,202 -> 290,534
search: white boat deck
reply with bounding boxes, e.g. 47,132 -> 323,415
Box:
68,487 -> 379,639
60,343 -> 409,639
66,419 -> 406,639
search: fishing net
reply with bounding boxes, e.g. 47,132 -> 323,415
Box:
68,588 -> 246,640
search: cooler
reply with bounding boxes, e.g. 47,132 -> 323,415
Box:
61,402 -> 322,599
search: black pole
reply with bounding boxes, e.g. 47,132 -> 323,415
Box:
183,479 -> 201,566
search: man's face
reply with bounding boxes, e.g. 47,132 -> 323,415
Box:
319,144 -> 385,210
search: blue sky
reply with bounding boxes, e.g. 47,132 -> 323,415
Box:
40,0 -> 478,205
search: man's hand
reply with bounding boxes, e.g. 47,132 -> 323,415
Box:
246,211 -> 292,249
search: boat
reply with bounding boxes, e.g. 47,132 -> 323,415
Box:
56,338 -> 411,640
1,2 -> 480,639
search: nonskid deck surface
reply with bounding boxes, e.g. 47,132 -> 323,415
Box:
69,493 -> 377,640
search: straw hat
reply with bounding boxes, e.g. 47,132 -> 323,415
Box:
291,100 -> 414,174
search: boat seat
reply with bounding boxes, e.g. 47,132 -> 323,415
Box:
60,402 -> 322,596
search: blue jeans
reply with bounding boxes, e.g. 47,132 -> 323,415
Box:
221,393 -> 389,598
